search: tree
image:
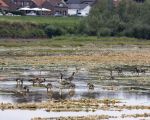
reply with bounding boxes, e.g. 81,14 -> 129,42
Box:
80,0 -> 150,39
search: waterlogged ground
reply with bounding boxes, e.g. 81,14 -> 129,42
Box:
0,65 -> 150,104
0,40 -> 150,120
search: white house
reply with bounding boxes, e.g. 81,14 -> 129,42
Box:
67,4 -> 91,16
77,5 -> 91,16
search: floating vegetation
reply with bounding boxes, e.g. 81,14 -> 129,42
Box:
122,113 -> 150,118
32,115 -> 113,120
0,99 -> 120,111
117,105 -> 150,110
32,109 -> 150,120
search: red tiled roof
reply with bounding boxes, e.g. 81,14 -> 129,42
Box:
0,0 -> 8,7
32,0 -> 46,7
3,0 -> 18,10
32,0 -> 62,7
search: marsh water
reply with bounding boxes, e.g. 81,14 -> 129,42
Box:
0,65 -> 150,120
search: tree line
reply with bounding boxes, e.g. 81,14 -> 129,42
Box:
0,0 -> 150,39
79,0 -> 150,39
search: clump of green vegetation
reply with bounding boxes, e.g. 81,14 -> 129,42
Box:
1,0 -> 150,40
0,16 -> 79,26
81,0 -> 150,39
0,16 -> 80,38
0,36 -> 150,48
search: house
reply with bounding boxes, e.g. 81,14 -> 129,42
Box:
67,0 -> 96,16
41,0 -> 68,16
67,4 -> 91,16
66,0 -> 96,4
2,0 -> 67,16
30,0 -> 68,15
0,0 -> 9,10
78,4 -> 91,16
80,0 -> 97,4
66,0 -> 81,4
3,0 -> 18,10
11,0 -> 33,8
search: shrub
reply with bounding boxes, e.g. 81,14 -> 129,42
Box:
131,24 -> 150,39
97,27 -> 112,37
44,25 -> 66,38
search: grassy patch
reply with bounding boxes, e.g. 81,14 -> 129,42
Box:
0,16 -> 81,38
0,36 -> 150,48
0,16 -> 80,26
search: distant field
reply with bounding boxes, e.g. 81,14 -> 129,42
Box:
0,16 -> 80,26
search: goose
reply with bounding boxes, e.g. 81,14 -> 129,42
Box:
59,72 -> 75,85
134,67 -> 146,76
15,85 -> 29,95
68,89 -> 75,97
87,83 -> 94,90
65,72 -> 75,82
16,78 -> 23,86
68,83 -> 76,89
28,77 -> 39,86
37,78 -> 46,85
110,69 -> 114,80
115,67 -> 123,76
46,83 -> 52,92
59,73 -> 70,85
23,85 -> 30,93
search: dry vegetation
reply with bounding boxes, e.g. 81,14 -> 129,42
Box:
1,50 -> 150,65
32,115 -> 112,120
0,99 -> 119,111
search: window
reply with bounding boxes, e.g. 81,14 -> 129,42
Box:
25,2 -> 29,6
58,3 -> 63,7
21,2 -> 24,6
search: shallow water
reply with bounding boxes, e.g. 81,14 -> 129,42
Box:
0,79 -> 150,105
0,65 -> 150,119
0,65 -> 150,104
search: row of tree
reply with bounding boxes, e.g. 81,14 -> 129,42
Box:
80,0 -> 150,39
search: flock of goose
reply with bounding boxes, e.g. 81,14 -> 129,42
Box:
15,71 -> 95,95
14,66 -> 146,96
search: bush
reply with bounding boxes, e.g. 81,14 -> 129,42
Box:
44,25 -> 66,38
131,24 -> 150,39
0,16 -> 79,38
97,27 -> 112,37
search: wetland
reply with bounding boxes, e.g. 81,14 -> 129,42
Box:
0,37 -> 150,120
